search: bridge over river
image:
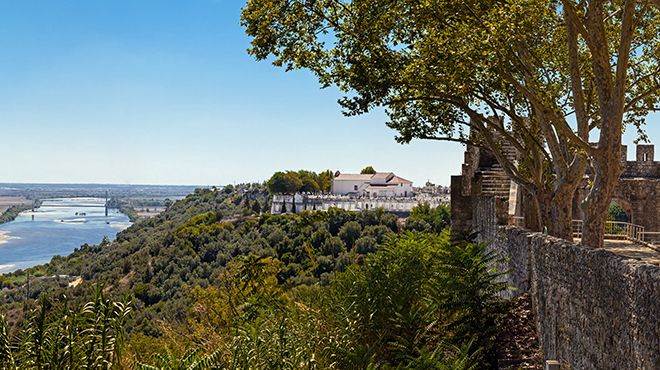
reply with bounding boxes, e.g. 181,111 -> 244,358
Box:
38,197 -> 115,217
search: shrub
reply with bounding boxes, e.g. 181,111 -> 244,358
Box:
320,236 -> 345,257
338,221 -> 362,249
354,236 -> 377,254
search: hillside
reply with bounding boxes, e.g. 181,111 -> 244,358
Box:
0,184 -> 411,336
0,184 -> 515,369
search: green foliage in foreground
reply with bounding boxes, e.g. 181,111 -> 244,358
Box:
1,232 -> 505,369
0,289 -> 130,370
131,232 -> 507,369
0,186 -> 424,339
0,186 -> 500,369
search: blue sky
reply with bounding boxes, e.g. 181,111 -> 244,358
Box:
0,1 -> 656,186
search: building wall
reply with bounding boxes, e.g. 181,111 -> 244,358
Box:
400,183 -> 413,196
615,179 -> 660,232
450,175 -> 474,235
333,180 -> 413,197
365,183 -> 413,197
621,161 -> 660,178
332,179 -> 366,195
570,145 -> 660,234
491,227 -> 659,369
271,194 -> 447,215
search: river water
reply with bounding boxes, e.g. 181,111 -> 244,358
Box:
0,198 -> 131,274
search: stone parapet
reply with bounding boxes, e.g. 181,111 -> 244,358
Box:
621,161 -> 660,178
490,227 -> 659,369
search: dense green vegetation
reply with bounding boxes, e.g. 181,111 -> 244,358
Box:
266,170 -> 333,194
0,186 -> 441,331
406,202 -> 452,233
130,232 -> 506,368
0,185 -> 509,368
607,202 -> 629,223
1,233 -> 505,369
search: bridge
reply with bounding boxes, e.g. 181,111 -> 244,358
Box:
40,204 -> 107,208
39,192 -> 113,217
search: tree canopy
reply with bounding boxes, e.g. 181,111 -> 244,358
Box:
266,170 -> 333,194
242,0 -> 660,246
360,166 -> 376,174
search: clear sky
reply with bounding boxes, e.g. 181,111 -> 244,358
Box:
0,1 -> 657,187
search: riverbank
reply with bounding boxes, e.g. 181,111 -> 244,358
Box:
119,206 -> 139,222
0,230 -> 10,244
0,198 -> 131,275
0,200 -> 40,225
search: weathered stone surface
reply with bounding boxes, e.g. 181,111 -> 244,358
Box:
491,227 -> 660,369
453,141 -> 660,238
575,144 -> 660,234
450,175 -> 473,235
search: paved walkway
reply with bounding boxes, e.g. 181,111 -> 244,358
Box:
576,239 -> 660,266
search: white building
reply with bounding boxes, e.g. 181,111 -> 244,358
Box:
331,172 -> 414,197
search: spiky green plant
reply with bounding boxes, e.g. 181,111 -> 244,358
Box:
0,289 -> 131,370
134,348 -> 223,370
0,314 -> 16,370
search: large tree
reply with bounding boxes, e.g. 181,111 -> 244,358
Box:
266,171 -> 303,194
243,0 -> 659,247
360,166 -> 376,174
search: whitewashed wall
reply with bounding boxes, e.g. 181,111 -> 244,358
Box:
271,193 -> 448,215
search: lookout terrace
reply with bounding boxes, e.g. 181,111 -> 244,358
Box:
452,140 -> 660,248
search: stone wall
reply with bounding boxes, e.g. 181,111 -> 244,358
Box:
491,227 -> 660,369
621,161 -> 660,178
614,179 -> 660,232
450,175 -> 473,235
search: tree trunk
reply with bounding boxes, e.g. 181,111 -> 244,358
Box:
536,191 -> 553,232
580,144 -> 623,248
534,180 -> 579,241
548,188 -> 575,241
523,190 -> 543,232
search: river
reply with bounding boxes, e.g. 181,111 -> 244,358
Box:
0,198 -> 131,274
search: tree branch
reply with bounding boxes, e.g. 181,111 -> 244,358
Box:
613,0 -> 637,113
564,6 -> 590,140
625,86 -> 660,111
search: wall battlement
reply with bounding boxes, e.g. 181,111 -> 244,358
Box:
621,144 -> 660,178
